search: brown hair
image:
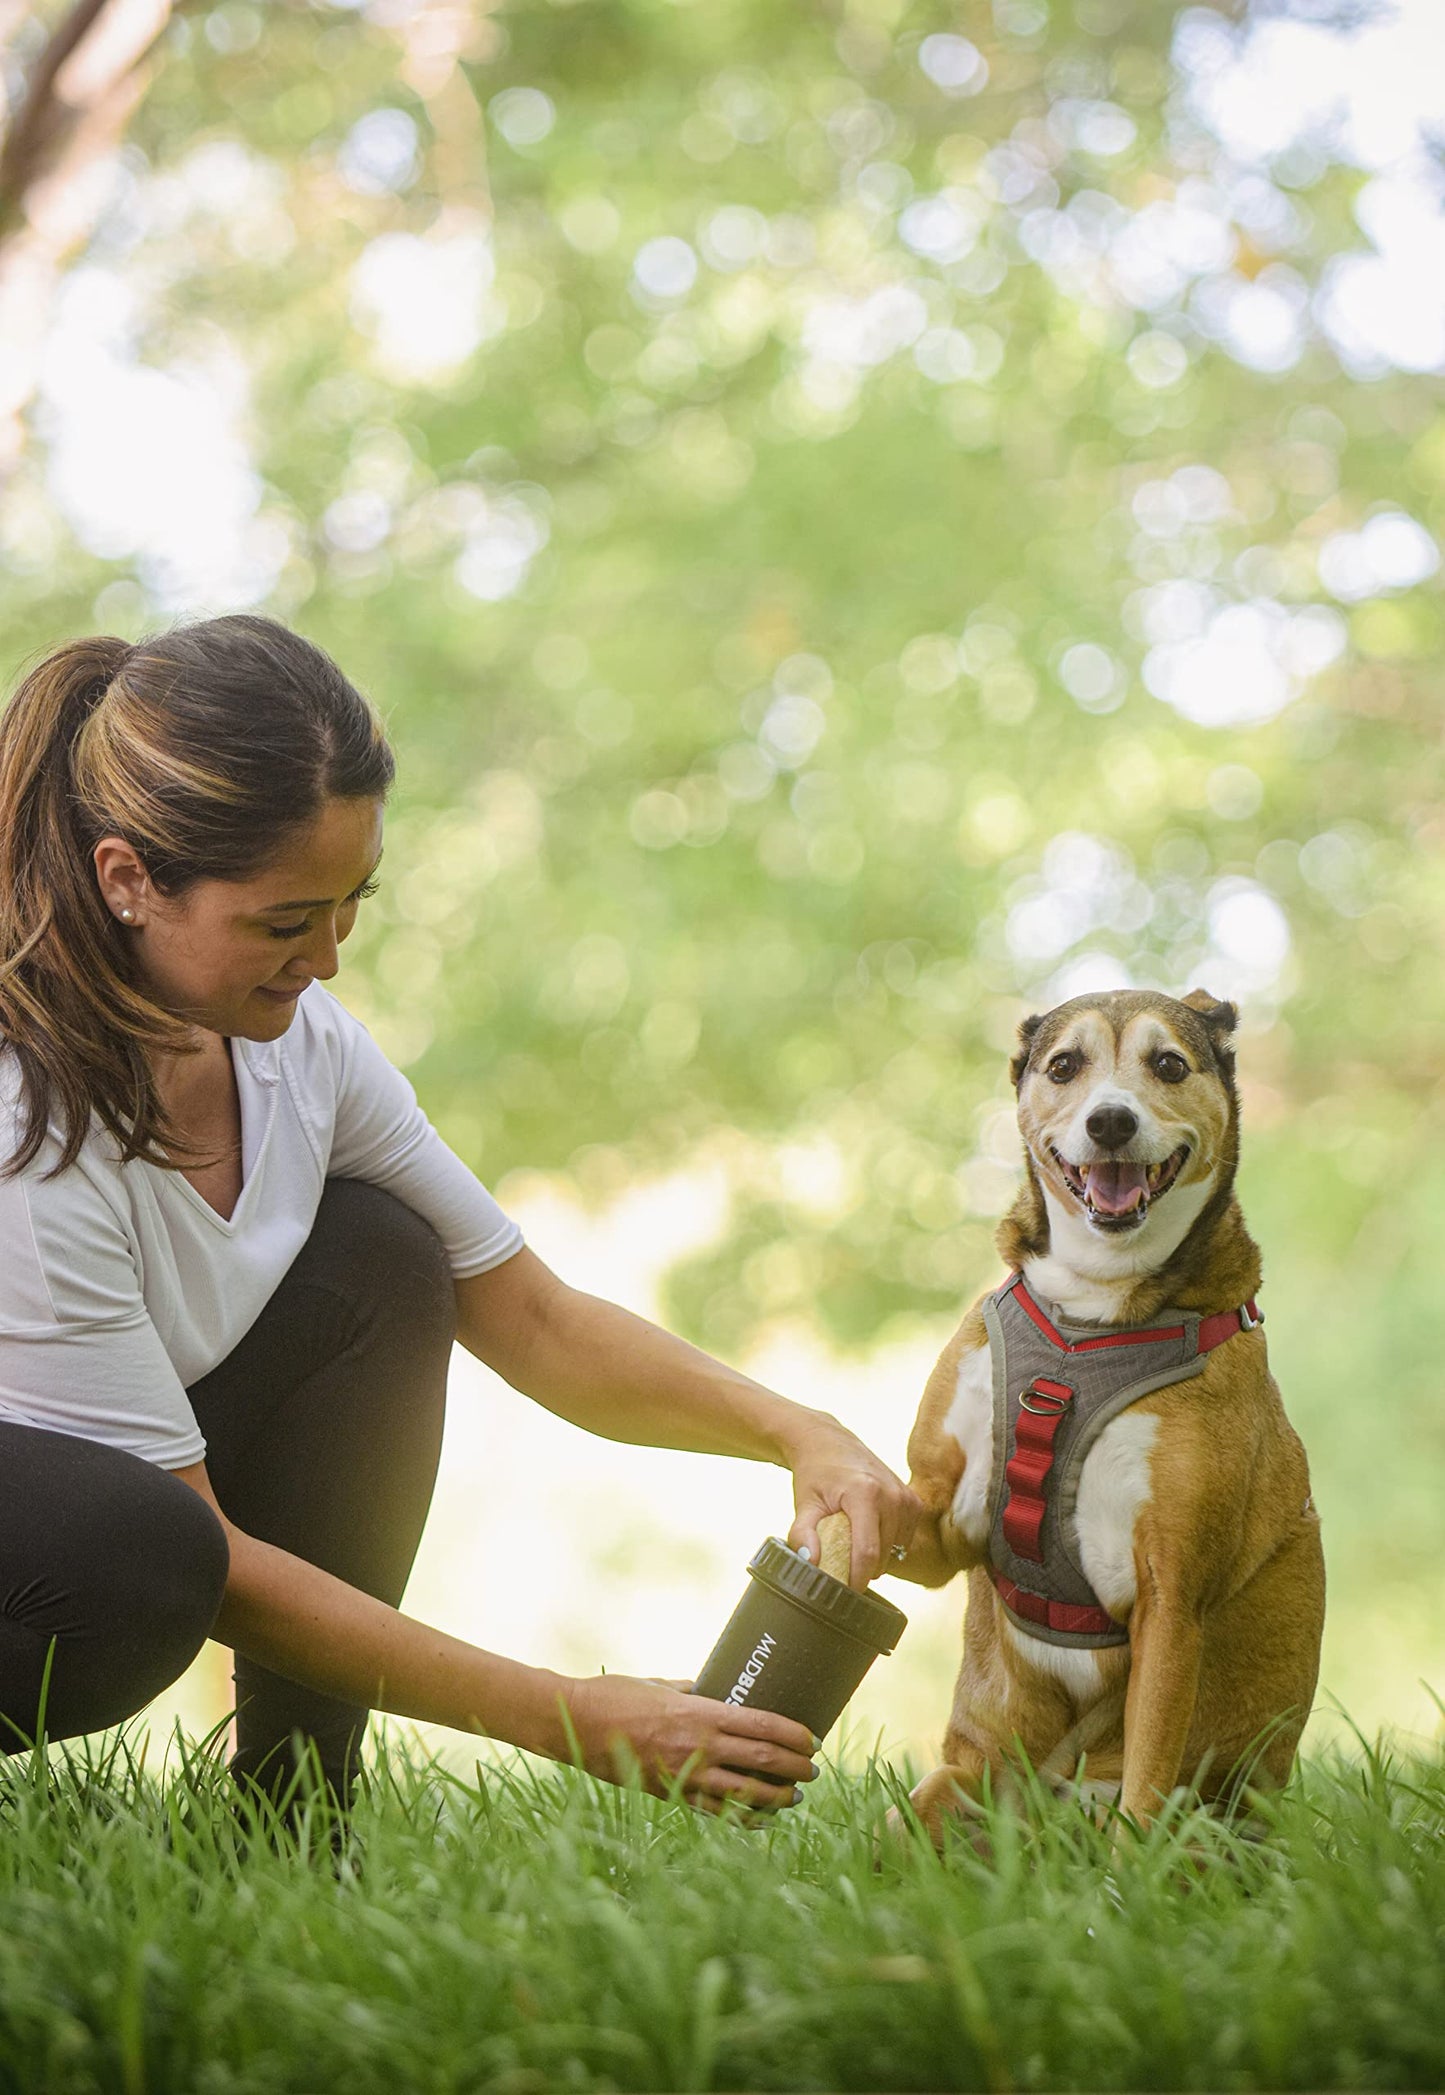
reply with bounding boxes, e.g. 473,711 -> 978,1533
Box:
0,614 -> 395,1177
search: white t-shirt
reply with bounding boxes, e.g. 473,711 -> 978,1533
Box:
0,983 -> 524,1470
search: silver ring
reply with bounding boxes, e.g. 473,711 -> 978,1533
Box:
889,1544 -> 907,1562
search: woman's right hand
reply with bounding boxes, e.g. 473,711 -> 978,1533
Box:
560,1672 -> 818,1812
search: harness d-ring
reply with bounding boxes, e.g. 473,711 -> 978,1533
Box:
1019,1384 -> 1071,1414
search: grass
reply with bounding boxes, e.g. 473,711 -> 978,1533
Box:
0,1727 -> 1441,2095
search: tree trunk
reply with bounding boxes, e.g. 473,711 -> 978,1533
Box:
0,0 -> 174,472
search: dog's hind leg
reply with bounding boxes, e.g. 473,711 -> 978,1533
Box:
1036,1680 -> 1128,1801
879,1746 -> 999,1856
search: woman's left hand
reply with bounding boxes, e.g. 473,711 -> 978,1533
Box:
784,1419 -> 920,1589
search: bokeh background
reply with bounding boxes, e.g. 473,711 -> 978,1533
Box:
2,0 -> 1442,1771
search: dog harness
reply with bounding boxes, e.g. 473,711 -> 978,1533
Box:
982,1273 -> 1262,1649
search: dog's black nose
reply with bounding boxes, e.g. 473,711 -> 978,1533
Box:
1086,1104 -> 1138,1149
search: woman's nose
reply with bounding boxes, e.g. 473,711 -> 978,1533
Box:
302,919 -> 341,980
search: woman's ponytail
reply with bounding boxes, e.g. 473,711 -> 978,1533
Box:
1,637 -> 125,961
0,616 -> 394,1177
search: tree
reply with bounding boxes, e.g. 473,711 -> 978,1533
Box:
0,0 -> 178,468
1,0 -> 1441,1357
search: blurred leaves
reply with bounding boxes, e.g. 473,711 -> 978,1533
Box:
2,0 -> 1442,1351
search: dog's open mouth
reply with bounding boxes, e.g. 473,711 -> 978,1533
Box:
1048,1143 -> 1189,1230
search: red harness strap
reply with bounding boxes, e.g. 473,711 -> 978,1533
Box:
991,1281 -> 1263,1639
1197,1297 -> 1263,1350
1007,1275 -> 1262,1356
1000,1377 -> 1073,1563
991,1573 -> 1117,1638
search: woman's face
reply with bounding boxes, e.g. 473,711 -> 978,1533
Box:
97,796 -> 385,1041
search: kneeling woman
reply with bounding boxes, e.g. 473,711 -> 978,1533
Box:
0,617 -> 916,1815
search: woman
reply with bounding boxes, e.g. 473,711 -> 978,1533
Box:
0,614 -> 917,1819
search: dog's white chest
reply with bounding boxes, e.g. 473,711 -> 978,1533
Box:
1074,1411 -> 1158,1615
942,1342 -> 1159,1617
943,1344 -> 995,1551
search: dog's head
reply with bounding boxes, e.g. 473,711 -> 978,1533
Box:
1007,988 -> 1239,1248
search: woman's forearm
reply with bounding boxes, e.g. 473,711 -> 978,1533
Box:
452,1251 -> 919,1584
473,1275 -> 830,1465
207,1517 -> 575,1759
177,1469 -> 820,1809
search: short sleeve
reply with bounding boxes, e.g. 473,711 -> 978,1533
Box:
321,997 -> 524,1279
0,1160 -> 205,1470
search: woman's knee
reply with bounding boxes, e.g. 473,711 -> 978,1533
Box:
0,1434 -> 229,1749
114,1464 -> 231,1657
57,1455 -> 228,1696
313,1178 -> 455,1339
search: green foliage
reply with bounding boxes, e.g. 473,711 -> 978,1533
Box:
4,0 -> 1440,1348
0,1731 -> 1442,2092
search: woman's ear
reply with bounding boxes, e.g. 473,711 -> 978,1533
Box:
90,833 -> 150,925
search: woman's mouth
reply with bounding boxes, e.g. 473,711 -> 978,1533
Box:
255,982 -> 304,1004
1047,1143 -> 1190,1230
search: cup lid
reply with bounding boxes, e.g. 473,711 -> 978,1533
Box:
747,1537 -> 908,1654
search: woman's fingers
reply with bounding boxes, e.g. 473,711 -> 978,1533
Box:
835,1498 -> 879,1586
790,1515 -> 821,1569
880,1481 -> 922,1564
705,1729 -> 816,1784
785,1424 -> 924,1588
711,1700 -> 816,1762
566,1675 -> 822,1805
690,1767 -> 799,1810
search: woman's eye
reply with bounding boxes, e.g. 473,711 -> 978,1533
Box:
264,879 -> 378,940
1155,1052 -> 1189,1083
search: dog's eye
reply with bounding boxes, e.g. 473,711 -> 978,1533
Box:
1155,1051 -> 1190,1083
1046,1053 -> 1080,1084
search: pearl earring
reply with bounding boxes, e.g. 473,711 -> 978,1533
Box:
119,908 -> 135,923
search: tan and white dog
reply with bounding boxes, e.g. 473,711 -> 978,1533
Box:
894,988 -> 1324,1842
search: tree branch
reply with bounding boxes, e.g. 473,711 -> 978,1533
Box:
0,0 -> 173,469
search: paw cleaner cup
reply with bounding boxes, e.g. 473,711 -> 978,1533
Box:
692,1535 -> 908,1747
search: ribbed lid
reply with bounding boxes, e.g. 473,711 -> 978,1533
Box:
747,1537 -> 908,1654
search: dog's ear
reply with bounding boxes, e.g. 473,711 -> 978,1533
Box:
1009,1012 -> 1046,1091
1181,987 -> 1238,1083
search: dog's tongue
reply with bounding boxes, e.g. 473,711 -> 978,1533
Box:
1085,1161 -> 1148,1214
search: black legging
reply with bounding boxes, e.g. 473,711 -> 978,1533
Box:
0,1179 -> 456,1805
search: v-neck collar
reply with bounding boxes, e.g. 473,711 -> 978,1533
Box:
163,1036 -> 280,1231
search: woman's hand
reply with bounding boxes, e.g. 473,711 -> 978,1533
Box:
784,1418 -> 921,1589
561,1673 -> 818,1812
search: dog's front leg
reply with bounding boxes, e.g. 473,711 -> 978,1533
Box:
895,1316 -> 989,1589
888,1492 -> 965,1587
1118,1573 -> 1204,1830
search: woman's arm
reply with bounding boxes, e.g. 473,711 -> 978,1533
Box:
454,1247 -> 919,1586
172,1461 -> 817,1809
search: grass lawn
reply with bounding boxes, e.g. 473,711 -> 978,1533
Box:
0,1729 -> 1440,2095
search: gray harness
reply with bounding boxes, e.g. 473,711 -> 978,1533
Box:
982,1272 -> 1261,1649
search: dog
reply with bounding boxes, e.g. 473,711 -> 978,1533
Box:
893,988 -> 1324,1843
